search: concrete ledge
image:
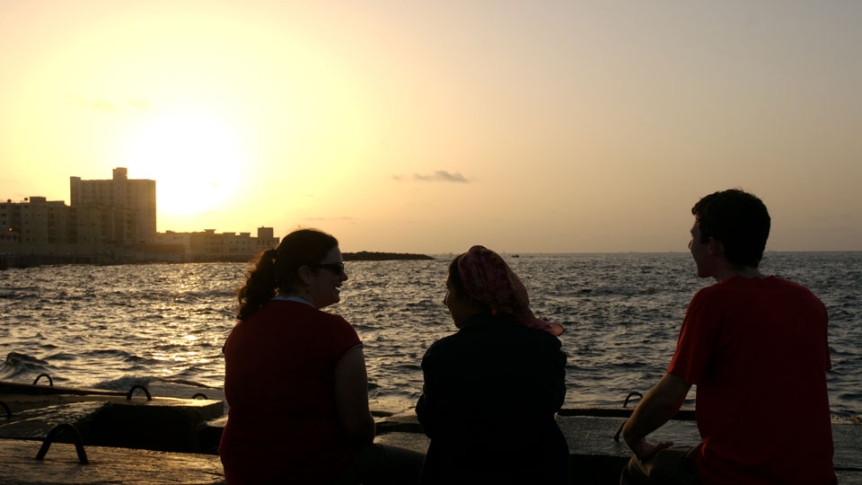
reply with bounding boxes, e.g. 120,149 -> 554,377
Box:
0,438 -> 225,485
0,401 -> 106,441
86,397 -> 224,453
1,392 -> 223,454
0,382 -> 126,398
4,383 -> 859,485
371,415 -> 862,485
557,407 -> 696,420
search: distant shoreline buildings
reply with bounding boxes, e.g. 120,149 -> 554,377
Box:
0,168 -> 278,266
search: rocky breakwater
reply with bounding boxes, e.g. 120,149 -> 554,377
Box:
0,379 -> 225,484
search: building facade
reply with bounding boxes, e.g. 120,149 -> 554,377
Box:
1,168 -> 279,265
70,167 -> 157,245
157,227 -> 279,262
0,196 -> 81,256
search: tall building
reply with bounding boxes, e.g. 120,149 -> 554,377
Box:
70,167 -> 156,244
2,167 -> 277,264
0,196 -> 68,251
256,226 -> 278,250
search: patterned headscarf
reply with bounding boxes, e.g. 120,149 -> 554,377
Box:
456,245 -> 564,336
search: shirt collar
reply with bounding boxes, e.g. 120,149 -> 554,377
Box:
272,294 -> 315,308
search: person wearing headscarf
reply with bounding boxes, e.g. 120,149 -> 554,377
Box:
416,245 -> 570,484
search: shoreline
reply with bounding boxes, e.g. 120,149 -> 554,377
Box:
0,251 -> 435,269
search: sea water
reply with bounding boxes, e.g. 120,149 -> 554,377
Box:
0,252 -> 859,417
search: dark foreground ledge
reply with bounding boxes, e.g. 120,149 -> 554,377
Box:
0,439 -> 224,485
1,381 -> 859,485
370,411 -> 862,485
0,383 -> 226,484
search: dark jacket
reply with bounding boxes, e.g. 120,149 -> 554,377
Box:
416,313 -> 570,485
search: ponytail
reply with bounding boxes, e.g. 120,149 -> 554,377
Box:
236,248 -> 279,320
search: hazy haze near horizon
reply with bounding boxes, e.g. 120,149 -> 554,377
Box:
2,1 -> 860,253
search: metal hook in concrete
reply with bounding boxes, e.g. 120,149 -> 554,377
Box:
35,423 -> 89,464
32,373 -> 54,386
0,400 -> 11,419
191,392 -> 208,400
613,422 -> 626,442
623,391 -> 643,408
126,384 -> 152,401
613,391 -> 645,442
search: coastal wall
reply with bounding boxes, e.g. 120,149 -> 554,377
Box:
0,250 -> 435,269
2,381 -> 859,485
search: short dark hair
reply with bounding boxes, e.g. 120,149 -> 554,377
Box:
692,189 -> 770,268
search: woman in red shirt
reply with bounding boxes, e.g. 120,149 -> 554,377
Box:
219,228 -> 423,484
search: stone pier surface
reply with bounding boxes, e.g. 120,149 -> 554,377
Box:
0,439 -> 225,485
1,391 -> 223,453
1,380 -> 226,484
2,381 -> 860,484
371,410 -> 862,485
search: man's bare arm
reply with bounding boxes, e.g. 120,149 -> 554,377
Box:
622,372 -> 692,459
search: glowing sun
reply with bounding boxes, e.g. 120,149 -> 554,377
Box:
122,113 -> 244,216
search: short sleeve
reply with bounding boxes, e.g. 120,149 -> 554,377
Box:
667,288 -> 723,385
327,314 -> 362,361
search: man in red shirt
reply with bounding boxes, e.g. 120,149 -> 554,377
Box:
620,189 -> 836,484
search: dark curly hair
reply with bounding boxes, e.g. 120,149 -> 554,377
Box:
236,228 -> 338,320
692,189 -> 770,268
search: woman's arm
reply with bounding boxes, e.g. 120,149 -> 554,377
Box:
415,389 -> 437,438
334,345 -> 376,445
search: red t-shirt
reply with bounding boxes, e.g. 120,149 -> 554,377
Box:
668,276 -> 835,485
219,299 -> 362,485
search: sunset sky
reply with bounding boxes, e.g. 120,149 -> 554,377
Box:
2,1 -> 860,253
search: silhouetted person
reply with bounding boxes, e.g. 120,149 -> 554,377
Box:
621,189 -> 836,485
416,245 -> 570,484
219,229 -> 423,485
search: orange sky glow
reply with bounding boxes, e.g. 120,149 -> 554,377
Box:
2,1 -> 860,253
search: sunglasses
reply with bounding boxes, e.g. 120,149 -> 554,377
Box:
315,262 -> 345,274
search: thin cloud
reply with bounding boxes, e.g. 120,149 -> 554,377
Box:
90,101 -> 116,111
66,94 -> 154,112
66,94 -> 117,112
393,170 -> 470,183
303,216 -> 357,222
129,98 -> 153,110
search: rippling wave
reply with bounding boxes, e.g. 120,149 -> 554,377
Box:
0,253 -> 859,416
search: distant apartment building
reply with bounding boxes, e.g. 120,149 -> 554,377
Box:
70,167 -> 156,245
0,196 -> 71,255
157,227 -> 279,261
2,168 -> 279,264
255,227 -> 279,250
